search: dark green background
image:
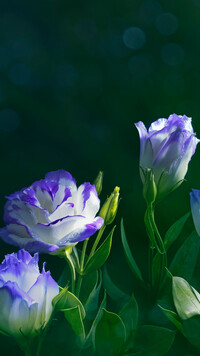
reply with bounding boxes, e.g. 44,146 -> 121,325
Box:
1,0 -> 200,354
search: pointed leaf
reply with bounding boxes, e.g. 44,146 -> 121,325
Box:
84,272 -> 102,320
158,305 -> 183,333
119,294 -> 138,340
80,270 -> 98,305
164,212 -> 190,250
85,290 -> 106,349
134,325 -> 176,356
95,309 -> 126,355
83,227 -> 115,275
169,231 -> 200,280
64,305 -> 85,343
103,266 -> 129,308
52,288 -> 86,319
121,219 -> 143,282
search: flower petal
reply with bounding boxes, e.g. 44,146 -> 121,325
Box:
0,281 -> 36,336
28,271 -> 59,329
76,183 -> 100,218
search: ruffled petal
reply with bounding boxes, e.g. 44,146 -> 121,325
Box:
75,183 -> 100,218
57,216 -> 104,246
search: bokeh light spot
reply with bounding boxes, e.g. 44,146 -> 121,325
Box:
8,63 -> 31,85
0,109 -> 20,132
193,0 -> 200,7
161,43 -> 184,66
156,13 -> 178,35
123,27 -> 146,50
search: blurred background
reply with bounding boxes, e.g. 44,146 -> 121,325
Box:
1,0 -> 200,354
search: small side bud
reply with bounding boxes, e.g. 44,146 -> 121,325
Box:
143,169 -> 157,204
100,186 -> 120,225
94,171 -> 103,196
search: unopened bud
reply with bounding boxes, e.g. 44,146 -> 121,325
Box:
93,171 -> 103,196
100,186 -> 120,225
143,169 -> 157,204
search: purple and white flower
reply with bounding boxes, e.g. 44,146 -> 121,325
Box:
0,170 -> 104,254
135,114 -> 199,197
0,249 -> 59,338
190,189 -> 200,236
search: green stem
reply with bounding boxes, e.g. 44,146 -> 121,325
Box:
145,204 -> 167,296
76,239 -> 89,298
87,225 -> 106,262
147,204 -> 166,254
65,249 -> 76,294
148,241 -> 154,289
80,239 -> 89,270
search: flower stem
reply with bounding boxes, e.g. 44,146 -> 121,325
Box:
145,203 -> 167,297
65,249 -> 76,294
76,239 -> 89,298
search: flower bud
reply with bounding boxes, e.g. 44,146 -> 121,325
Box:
93,171 -> 103,196
173,276 -> 200,320
100,187 -> 120,225
135,114 -> 199,199
143,168 -> 157,204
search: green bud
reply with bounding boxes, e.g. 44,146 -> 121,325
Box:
143,169 -> 157,204
173,276 -> 200,320
93,171 -> 103,196
100,186 -> 120,225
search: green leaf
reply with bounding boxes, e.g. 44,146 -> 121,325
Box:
64,306 -> 85,343
84,290 -> 107,349
172,276 -> 200,320
95,309 -> 126,355
169,231 -> 200,280
164,212 -> 190,250
80,270 -> 98,305
84,272 -> 102,320
158,305 -> 183,333
103,266 -> 129,308
83,227 -> 115,275
52,288 -> 86,319
182,315 -> 200,350
134,325 -> 176,356
119,294 -> 138,340
121,219 -> 143,282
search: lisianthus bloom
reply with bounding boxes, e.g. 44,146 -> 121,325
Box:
0,249 -> 59,339
0,170 -> 104,254
135,114 -> 199,199
190,189 -> 200,236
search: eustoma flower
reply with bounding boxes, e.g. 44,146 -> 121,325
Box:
0,170 -> 104,254
190,189 -> 200,236
0,249 -> 58,339
135,114 -> 199,199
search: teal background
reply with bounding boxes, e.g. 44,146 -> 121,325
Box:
1,0 -> 200,354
